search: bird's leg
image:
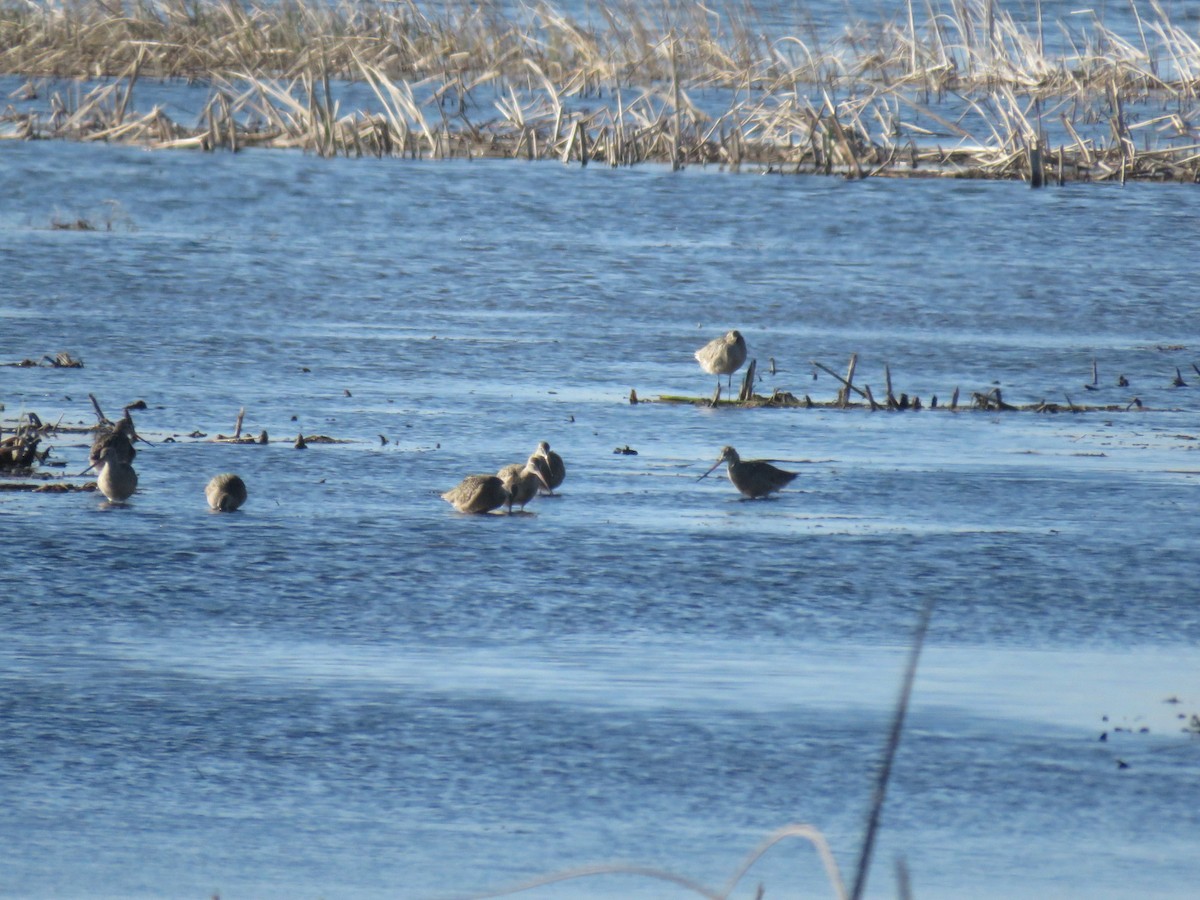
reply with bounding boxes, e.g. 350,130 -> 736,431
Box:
710,382 -> 721,407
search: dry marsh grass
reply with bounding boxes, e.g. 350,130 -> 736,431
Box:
3,0 -> 1200,181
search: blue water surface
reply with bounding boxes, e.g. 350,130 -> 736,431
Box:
2,135 -> 1200,900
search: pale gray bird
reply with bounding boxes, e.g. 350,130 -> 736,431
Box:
206,473 -> 248,512
694,330 -> 748,391
96,458 -> 138,503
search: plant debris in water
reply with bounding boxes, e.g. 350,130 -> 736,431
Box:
3,0 -> 1200,182
2,352 -> 83,368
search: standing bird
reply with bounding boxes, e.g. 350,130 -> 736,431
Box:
531,441 -> 566,495
698,445 -> 797,499
84,409 -> 140,475
497,455 -> 549,513
442,474 -> 510,514
95,450 -> 138,504
694,330 -> 748,392
206,473 -> 248,512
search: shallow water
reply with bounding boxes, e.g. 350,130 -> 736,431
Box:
3,139 -> 1200,899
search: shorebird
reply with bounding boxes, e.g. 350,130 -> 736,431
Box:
694,330 -> 747,391
497,455 -> 549,513
531,441 -> 565,495
96,455 -> 138,503
442,474 -> 510,514
82,410 -> 142,475
206,473 -> 248,512
698,445 -> 797,499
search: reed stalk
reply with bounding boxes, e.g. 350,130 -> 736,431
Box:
2,0 -> 1200,179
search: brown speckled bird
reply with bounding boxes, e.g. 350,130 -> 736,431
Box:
497,455 -> 549,513
442,474 -> 510,515
699,445 -> 796,499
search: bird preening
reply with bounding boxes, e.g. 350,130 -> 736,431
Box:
698,445 -> 797,499
86,409 -> 144,503
496,454 -> 548,514
443,441 -> 563,515
82,409 -> 141,475
695,330 -> 748,399
530,441 -> 565,495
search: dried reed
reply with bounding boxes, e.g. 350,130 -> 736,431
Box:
3,0 -> 1200,180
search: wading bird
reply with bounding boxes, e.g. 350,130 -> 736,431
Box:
694,330 -> 747,392
83,409 -> 141,475
531,441 -> 565,495
95,453 -> 138,503
497,455 -> 549,513
206,473 -> 248,512
698,445 -> 797,499
442,474 -> 510,515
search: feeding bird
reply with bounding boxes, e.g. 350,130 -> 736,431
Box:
497,455 -> 549,513
442,474 -> 510,515
698,445 -> 797,499
531,441 -> 566,495
694,330 -> 747,391
206,473 -> 248,512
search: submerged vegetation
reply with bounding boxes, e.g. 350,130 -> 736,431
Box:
2,0 -> 1200,180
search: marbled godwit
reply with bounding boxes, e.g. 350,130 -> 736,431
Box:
96,457 -> 138,503
82,410 -> 141,475
531,441 -> 566,495
442,474 -> 510,514
497,456 -> 549,513
206,473 -> 248,511
694,330 -> 747,391
699,445 -> 797,499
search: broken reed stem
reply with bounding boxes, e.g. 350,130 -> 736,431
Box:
670,32 -> 683,172
812,359 -> 868,401
840,353 -> 859,407
864,384 -> 881,411
738,358 -> 757,402
87,393 -> 110,426
849,596 -> 935,900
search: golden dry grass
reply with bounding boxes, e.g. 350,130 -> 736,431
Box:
3,0 -> 1200,181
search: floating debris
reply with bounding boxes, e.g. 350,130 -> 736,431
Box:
657,353 -> 1169,414
2,351 -> 83,368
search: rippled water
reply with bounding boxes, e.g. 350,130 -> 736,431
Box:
3,138 -> 1200,899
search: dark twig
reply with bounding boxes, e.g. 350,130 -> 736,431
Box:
849,596 -> 935,900
811,359 -> 867,400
